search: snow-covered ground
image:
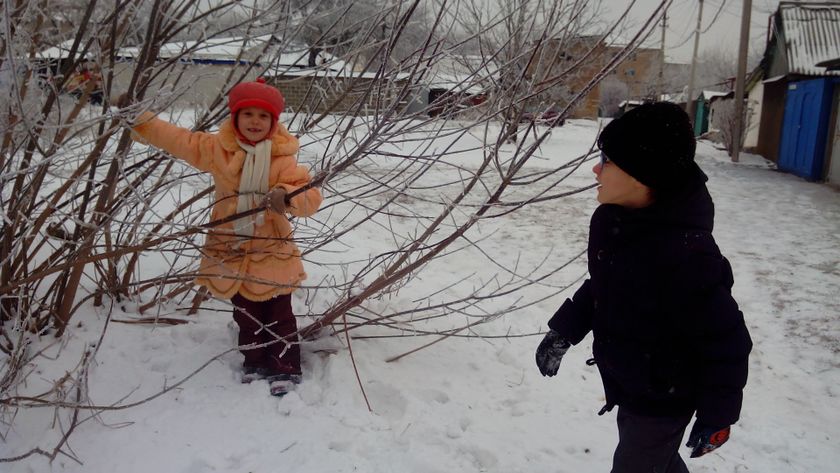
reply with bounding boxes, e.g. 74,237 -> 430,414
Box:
4,119 -> 840,472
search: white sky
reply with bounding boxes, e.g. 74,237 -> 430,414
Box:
607,0 -> 787,64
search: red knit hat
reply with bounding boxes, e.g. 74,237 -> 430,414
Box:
227,78 -> 285,119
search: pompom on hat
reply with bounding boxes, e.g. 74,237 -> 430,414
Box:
227,77 -> 285,120
598,101 -> 702,195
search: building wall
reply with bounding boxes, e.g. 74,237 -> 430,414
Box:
609,47 -> 664,99
526,36 -> 605,118
111,62 -> 405,114
708,97 -> 730,132
529,38 -> 664,118
757,79 -> 787,162
274,75 -> 408,114
767,45 -> 788,80
111,62 -> 260,109
744,81 -> 764,150
827,87 -> 840,186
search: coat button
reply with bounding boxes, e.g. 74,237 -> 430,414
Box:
611,227 -> 620,235
597,250 -> 607,261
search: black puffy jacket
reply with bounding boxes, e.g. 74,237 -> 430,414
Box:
548,173 -> 752,427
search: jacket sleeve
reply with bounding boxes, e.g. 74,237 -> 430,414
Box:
130,111 -> 217,172
547,279 -> 595,345
675,252 -> 752,427
273,164 -> 322,218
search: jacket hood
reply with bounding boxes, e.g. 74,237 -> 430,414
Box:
218,118 -> 299,156
598,164 -> 714,233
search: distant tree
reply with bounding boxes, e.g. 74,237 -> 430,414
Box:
713,97 -> 753,157
599,76 -> 630,117
450,0 -> 606,142
695,46 -> 738,91
287,0 -> 433,69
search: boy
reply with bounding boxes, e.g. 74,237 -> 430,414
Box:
535,102 -> 752,472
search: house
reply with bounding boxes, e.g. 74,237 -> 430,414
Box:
751,2 -> 840,181
112,35 -> 405,113
524,35 -> 605,118
526,35 -> 666,119
107,35 -> 411,114
423,54 -> 493,118
617,99 -> 644,116
606,43 -> 665,101
743,65 -> 766,151
115,35 -> 293,106
692,90 -> 731,136
34,39 -> 103,100
815,56 -> 840,187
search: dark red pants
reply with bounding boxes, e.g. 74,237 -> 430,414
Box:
231,293 -> 300,375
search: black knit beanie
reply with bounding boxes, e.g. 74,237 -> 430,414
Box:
598,101 -> 698,194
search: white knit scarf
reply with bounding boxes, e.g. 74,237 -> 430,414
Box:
234,137 -> 272,246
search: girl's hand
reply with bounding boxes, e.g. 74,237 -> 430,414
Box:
109,93 -> 137,125
111,93 -> 131,109
265,188 -> 287,214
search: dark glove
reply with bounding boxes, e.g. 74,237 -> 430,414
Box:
535,329 -> 570,377
686,422 -> 731,458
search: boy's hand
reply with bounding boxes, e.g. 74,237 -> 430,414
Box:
265,188 -> 288,214
535,329 -> 570,376
686,422 -> 730,458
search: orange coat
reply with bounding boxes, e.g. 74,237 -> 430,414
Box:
131,112 -> 322,301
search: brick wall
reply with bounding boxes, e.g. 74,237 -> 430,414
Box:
528,38 -> 665,118
272,75 -> 407,114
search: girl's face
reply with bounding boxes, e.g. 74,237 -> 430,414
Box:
592,154 -> 654,208
237,106 -> 273,142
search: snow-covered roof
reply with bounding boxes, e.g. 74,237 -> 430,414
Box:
115,35 -> 349,72
700,90 -> 730,100
36,35 -> 352,75
779,2 -> 840,76
658,92 -> 686,103
36,40 -> 78,60
602,33 -> 641,49
272,67 -> 411,81
424,54 -> 497,94
618,99 -> 644,108
708,92 -> 734,103
762,74 -> 786,84
116,35 -> 276,62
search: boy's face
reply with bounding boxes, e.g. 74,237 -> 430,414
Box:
593,156 -> 653,209
236,106 -> 273,142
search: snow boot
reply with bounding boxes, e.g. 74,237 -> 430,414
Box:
240,365 -> 270,384
267,373 -> 302,397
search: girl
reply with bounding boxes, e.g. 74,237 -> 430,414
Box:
127,78 -> 322,396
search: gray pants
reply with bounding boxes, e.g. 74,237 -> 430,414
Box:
611,407 -> 693,473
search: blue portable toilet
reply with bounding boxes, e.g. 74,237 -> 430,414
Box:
778,78 -> 839,180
